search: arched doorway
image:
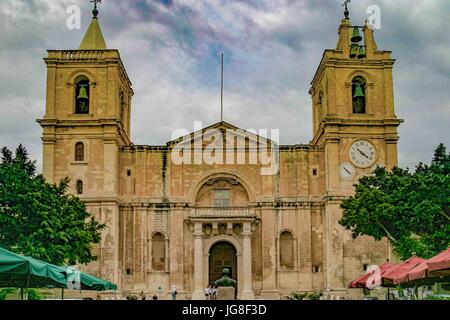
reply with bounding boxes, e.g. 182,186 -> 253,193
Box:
208,241 -> 237,285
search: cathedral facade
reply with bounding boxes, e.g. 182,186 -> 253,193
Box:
39,9 -> 402,299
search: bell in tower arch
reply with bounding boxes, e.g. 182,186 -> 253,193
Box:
77,85 -> 89,100
353,83 -> 364,99
352,81 -> 366,114
351,26 -> 363,43
75,81 -> 90,114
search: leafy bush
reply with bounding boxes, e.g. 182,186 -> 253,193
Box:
27,289 -> 42,300
423,295 -> 450,301
0,288 -> 17,300
287,292 -> 308,300
0,288 -> 44,300
287,291 -> 323,300
307,291 -> 323,300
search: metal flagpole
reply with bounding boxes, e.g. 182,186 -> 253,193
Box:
221,53 -> 224,122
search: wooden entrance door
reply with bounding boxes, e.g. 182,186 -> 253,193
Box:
209,242 -> 237,285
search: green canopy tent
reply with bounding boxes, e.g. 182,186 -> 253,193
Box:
60,265 -> 117,291
78,271 -> 117,291
0,247 -> 67,299
1,247 -> 118,299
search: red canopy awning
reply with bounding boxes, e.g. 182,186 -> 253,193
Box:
407,260 -> 428,282
407,248 -> 450,282
349,262 -> 397,289
427,248 -> 450,273
382,256 -> 425,286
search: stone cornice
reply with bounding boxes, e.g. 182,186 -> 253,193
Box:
116,201 -> 327,210
45,49 -> 133,93
310,51 -> 395,90
37,118 -> 131,145
311,117 -> 403,145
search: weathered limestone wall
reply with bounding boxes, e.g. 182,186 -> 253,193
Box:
111,143 -> 391,298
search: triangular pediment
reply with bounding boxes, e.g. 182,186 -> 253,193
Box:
167,121 -> 277,148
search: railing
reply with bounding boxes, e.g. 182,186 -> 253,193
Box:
47,50 -> 119,61
190,207 -> 255,218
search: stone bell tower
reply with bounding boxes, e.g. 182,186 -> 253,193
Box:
309,6 -> 403,291
38,3 -> 133,284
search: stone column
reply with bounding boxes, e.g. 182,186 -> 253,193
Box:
133,206 -> 147,289
324,201 -> 345,291
165,238 -> 170,272
99,202 -> 120,285
41,135 -> 55,183
169,208 -> 184,294
260,208 -> 277,298
241,222 -> 255,300
298,208 -> 313,291
192,222 -> 204,300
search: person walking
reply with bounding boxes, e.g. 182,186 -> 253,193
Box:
171,286 -> 178,300
207,285 -> 213,300
211,286 -> 217,300
204,286 -> 210,300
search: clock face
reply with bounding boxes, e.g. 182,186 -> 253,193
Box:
340,162 -> 356,179
349,140 -> 377,168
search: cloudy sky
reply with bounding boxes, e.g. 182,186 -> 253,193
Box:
0,0 -> 449,171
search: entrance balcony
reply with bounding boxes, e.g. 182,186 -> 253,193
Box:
189,207 -> 255,219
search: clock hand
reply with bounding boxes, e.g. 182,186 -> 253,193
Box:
357,148 -> 369,159
343,167 -> 351,175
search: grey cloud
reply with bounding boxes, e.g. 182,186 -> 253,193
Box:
0,0 -> 448,173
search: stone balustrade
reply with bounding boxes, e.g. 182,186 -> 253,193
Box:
189,207 -> 255,218
47,50 -> 120,61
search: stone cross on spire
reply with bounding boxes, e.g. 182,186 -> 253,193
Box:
79,0 -> 107,49
342,0 -> 351,19
90,0 -> 102,18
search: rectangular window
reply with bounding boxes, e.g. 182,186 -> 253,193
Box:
214,189 -> 231,207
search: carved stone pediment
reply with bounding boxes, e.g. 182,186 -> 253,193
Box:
167,121 -> 276,149
205,177 -> 239,186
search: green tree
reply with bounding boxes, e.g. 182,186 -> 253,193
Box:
0,144 -> 104,265
340,144 -> 450,260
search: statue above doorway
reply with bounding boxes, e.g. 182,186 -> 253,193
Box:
215,268 -> 237,287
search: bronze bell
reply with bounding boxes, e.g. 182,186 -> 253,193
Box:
77,86 -> 89,100
357,46 -> 366,59
353,83 -> 365,98
351,26 -> 362,43
350,44 -> 359,58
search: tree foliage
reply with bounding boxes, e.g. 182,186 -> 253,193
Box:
0,144 -> 104,265
340,144 -> 450,260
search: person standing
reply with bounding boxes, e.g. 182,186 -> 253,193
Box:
211,286 -> 217,300
171,286 -> 178,300
139,291 -> 146,300
204,286 -> 210,300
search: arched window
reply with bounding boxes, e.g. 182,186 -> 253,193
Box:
76,180 -> 83,195
280,231 -> 295,269
352,76 -> 366,114
74,76 -> 90,114
152,233 -> 166,271
119,91 -> 126,120
214,189 -> 231,207
317,90 -> 324,121
75,142 -> 84,162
